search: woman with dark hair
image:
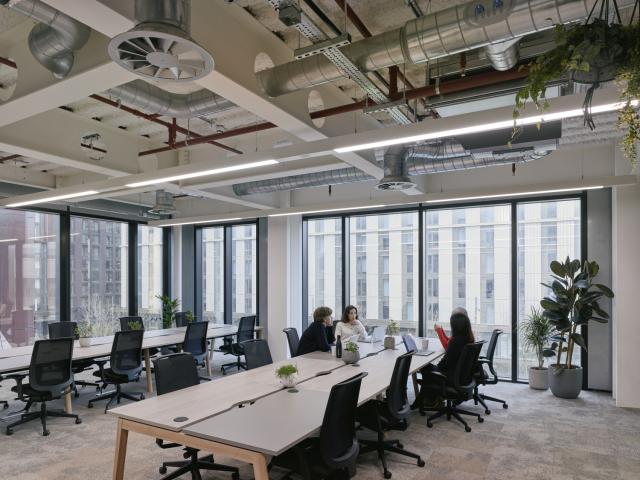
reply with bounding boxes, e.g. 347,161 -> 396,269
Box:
334,305 -> 368,341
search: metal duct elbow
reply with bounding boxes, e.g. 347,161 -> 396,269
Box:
1,0 -> 90,78
376,145 -> 416,191
484,39 -> 520,71
107,80 -> 236,118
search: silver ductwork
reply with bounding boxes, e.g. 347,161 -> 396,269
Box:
484,39 -> 520,71
232,139 -> 555,196
257,0 -> 634,97
107,80 -> 235,119
377,145 -> 416,191
1,0 -> 90,78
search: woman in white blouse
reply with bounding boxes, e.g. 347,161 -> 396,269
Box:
335,305 -> 368,341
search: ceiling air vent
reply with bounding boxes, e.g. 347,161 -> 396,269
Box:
108,0 -> 213,82
148,190 -> 177,216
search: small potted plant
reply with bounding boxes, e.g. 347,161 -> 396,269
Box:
185,310 -> 195,323
384,320 -> 400,349
75,322 -> 93,347
126,319 -> 143,331
276,364 -> 298,388
156,295 -> 179,329
342,341 -> 360,364
520,307 -> 555,390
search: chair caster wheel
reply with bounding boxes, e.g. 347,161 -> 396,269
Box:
87,403 -> 93,408
75,418 -> 82,424
2,403 -> 8,409
426,421 -> 433,428
232,472 -> 240,480
384,470 -> 392,479
478,417 -> 484,423
139,394 -> 145,400
503,404 -> 508,409
43,430 -> 50,436
417,459 -> 425,467
159,466 -> 167,474
5,428 -> 13,435
465,426 -> 471,433
485,409 -> 491,415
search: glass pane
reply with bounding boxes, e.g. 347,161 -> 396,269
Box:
349,212 -> 419,335
202,226 -> 224,323
425,205 -> 512,378
137,225 -> 163,330
70,217 -> 128,336
306,218 -> 342,324
517,199 -> 581,380
0,208 -> 59,347
231,225 -> 256,324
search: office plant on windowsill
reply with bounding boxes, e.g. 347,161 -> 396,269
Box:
520,307 -> 555,391
156,295 -> 179,329
540,258 -> 614,399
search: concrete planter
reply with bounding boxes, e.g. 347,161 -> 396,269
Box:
528,367 -> 549,390
384,336 -> 396,349
342,349 -> 360,364
549,365 -> 583,399
279,375 -> 297,389
79,337 -> 91,348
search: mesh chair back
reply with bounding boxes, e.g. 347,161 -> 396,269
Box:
401,334 -> 417,352
236,315 -> 256,343
29,338 -> 74,397
243,339 -> 273,370
385,351 -> 413,421
283,328 -> 300,357
453,341 -> 484,391
110,330 -> 144,379
48,321 -> 78,339
174,312 -> 190,327
183,321 -> 209,357
153,353 -> 200,396
319,372 -> 367,469
120,316 -> 144,331
485,329 -> 503,363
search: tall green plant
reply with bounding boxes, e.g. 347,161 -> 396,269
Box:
540,257 -> 614,372
520,307 -> 554,369
156,295 -> 179,329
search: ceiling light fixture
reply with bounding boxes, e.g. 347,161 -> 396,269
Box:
425,186 -> 604,204
335,101 -> 638,153
125,160 -> 279,188
6,190 -> 100,208
0,238 -> 18,243
269,205 -> 387,217
159,217 -> 243,227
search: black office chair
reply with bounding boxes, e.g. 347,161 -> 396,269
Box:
271,372 -> 367,480
220,315 -> 256,375
243,339 -> 273,370
0,375 -> 8,409
48,321 -> 102,397
421,342 -> 485,432
182,321 -> 210,380
283,327 -> 300,358
474,329 -> 509,414
154,353 -> 240,480
174,312 -> 190,327
356,351 -> 425,478
5,338 -> 81,436
88,330 -> 145,413
120,315 -> 160,357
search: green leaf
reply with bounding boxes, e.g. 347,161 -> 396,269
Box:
594,284 -> 614,297
590,317 -> 609,324
543,349 -> 556,357
550,260 -> 565,277
571,332 -> 587,352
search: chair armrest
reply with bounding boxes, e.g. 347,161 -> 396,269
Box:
155,438 -> 182,449
5,372 -> 27,400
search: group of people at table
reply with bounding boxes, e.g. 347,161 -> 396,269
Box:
298,304 -> 477,408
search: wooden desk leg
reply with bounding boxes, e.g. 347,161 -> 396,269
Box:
205,352 -> 212,377
251,453 -> 269,480
209,338 -> 214,360
411,372 -> 420,399
64,390 -> 73,414
144,349 -> 153,394
112,418 -> 129,480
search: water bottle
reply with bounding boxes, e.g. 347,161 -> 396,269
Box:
336,335 -> 342,358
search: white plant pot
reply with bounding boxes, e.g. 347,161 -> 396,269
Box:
280,375 -> 297,388
342,349 -> 360,364
384,336 -> 396,349
528,367 -> 549,390
79,337 -> 92,348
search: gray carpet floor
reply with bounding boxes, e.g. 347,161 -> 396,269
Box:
1,354 -> 639,480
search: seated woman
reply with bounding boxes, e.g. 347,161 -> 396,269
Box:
297,306 -> 336,356
412,307 -> 475,409
335,305 -> 368,341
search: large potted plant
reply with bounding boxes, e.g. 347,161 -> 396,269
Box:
513,0 -> 640,166
156,295 -> 179,329
540,257 -> 614,398
520,307 -> 555,390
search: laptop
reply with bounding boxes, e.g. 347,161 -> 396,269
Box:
402,334 -> 433,356
369,326 -> 386,343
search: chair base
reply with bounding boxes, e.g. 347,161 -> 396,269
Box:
424,399 -> 484,432
159,451 -> 239,480
73,379 -> 102,398
5,401 -> 81,436
359,437 -> 425,479
474,392 -> 508,414
221,358 -> 247,375
87,384 -> 144,413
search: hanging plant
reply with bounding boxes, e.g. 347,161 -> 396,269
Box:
513,0 -> 640,166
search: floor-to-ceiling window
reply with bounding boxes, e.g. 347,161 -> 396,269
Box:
201,226 -> 224,323
517,199 -> 582,380
425,205 -> 512,377
231,224 -> 256,324
137,225 -> 163,329
70,216 -> 128,335
306,218 -> 342,324
349,211 -> 419,334
0,208 -> 59,347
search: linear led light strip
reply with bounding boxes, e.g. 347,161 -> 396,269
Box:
160,217 -> 242,227
125,160 -> 279,188
335,100 -> 639,153
269,205 -> 387,217
6,190 -> 100,208
425,186 -> 604,203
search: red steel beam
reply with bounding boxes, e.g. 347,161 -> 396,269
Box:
0,154 -> 21,163
0,56 -> 17,69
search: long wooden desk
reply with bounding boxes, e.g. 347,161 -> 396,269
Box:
0,324 -> 263,413
110,342 -> 441,480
